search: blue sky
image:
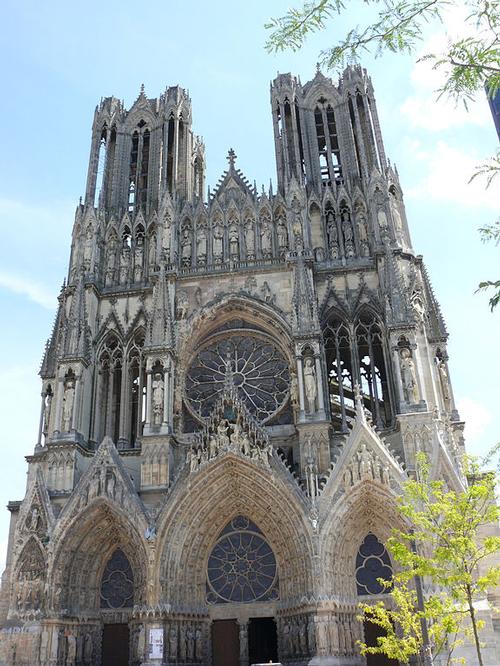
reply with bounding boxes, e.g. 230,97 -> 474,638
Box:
0,0 -> 498,567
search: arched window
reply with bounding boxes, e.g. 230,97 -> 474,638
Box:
97,334 -> 123,443
314,99 -> 343,185
355,311 -> 391,427
206,516 -> 278,604
323,309 -> 392,430
324,312 -> 354,431
127,331 -> 146,446
355,534 -> 392,595
94,126 -> 107,208
100,549 -> 134,609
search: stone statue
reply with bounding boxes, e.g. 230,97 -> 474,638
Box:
181,228 -> 192,265
162,219 -> 171,255
187,625 -> 195,661
307,618 -> 316,653
229,225 -> 239,257
152,373 -> 164,425
261,222 -> 272,257
245,222 -> 255,257
259,281 -> 274,303
43,392 -> 52,436
119,245 -> 130,284
179,624 -> 187,661
277,220 -> 288,249
400,348 -> 419,403
83,225 -> 93,270
148,234 -> 157,269
208,432 -> 218,459
213,225 -> 223,260
240,430 -> 252,457
62,378 -> 75,432
217,420 -> 230,449
341,209 -> 355,257
66,634 -> 77,665
438,359 -> 451,406
28,506 -> 40,532
105,471 -> 116,499
169,624 -> 178,660
194,626 -> 203,661
303,358 -> 317,413
197,226 -> 207,261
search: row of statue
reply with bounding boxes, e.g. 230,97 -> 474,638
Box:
187,418 -> 272,472
279,612 -> 361,658
343,442 -> 391,492
132,620 -> 205,663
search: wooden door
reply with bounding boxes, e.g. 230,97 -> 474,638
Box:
101,623 -> 130,666
212,619 -> 239,666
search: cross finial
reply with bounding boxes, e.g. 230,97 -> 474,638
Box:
316,62 -> 321,73
140,83 -> 145,95
227,148 -> 237,168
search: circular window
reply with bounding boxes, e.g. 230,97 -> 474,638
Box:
207,517 -> 278,604
185,332 -> 290,424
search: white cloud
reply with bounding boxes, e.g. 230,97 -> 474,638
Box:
399,6 -> 492,131
0,271 -> 56,309
405,140 -> 500,209
457,397 -> 492,443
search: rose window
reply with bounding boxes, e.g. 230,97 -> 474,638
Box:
207,516 -> 278,604
185,332 -> 290,423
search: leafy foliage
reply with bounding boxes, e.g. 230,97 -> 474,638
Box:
265,0 -> 500,100
358,453 -> 500,665
476,218 -> 500,310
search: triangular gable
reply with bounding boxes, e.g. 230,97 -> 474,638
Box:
16,467 -> 55,546
59,436 -> 149,526
321,391 -> 406,501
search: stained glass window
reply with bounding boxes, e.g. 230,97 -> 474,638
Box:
186,332 -> 290,424
100,549 -> 134,609
355,533 -> 393,595
206,516 -> 279,604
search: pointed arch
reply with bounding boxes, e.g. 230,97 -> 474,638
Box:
155,454 -> 314,606
50,499 -> 148,615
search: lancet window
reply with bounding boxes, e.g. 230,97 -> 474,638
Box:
94,331 -> 145,446
94,125 -> 116,209
323,310 -> 392,430
314,99 -> 343,185
128,120 -> 151,213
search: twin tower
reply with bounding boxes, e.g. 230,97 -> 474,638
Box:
2,66 -> 494,666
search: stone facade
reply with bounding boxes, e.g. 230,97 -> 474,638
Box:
0,66 -> 498,666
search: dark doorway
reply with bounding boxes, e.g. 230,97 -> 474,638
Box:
212,619 -> 239,666
248,617 -> 278,665
101,623 -> 130,666
363,620 -> 399,666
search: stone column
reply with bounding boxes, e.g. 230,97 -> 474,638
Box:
314,354 -> 326,418
238,620 -> 249,666
162,365 -> 170,430
296,356 -> 306,419
36,390 -> 46,450
53,375 -> 65,435
118,359 -> 129,447
92,369 -> 103,444
145,369 -> 153,429
105,367 -> 115,437
71,373 -> 81,432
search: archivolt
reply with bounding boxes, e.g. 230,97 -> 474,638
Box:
49,499 -> 148,614
155,454 -> 314,606
320,481 -> 406,600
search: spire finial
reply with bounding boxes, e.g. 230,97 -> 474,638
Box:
227,148 -> 237,169
140,83 -> 145,95
316,62 -> 321,74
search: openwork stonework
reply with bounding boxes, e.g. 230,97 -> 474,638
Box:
207,516 -> 278,604
1,66 -> 498,666
186,333 -> 290,424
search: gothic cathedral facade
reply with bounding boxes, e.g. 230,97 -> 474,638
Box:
1,67 -> 498,666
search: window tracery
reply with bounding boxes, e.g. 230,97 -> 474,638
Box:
323,310 -> 392,430
100,549 -> 134,609
206,516 -> 278,604
185,330 -> 290,424
355,533 -> 392,595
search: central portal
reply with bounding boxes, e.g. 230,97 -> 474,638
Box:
248,617 -> 278,665
101,623 -> 129,666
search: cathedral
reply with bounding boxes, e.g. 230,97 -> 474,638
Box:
0,66 -> 498,666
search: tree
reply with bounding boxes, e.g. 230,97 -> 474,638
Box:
357,453 -> 500,665
264,0 -> 500,101
475,219 -> 500,311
